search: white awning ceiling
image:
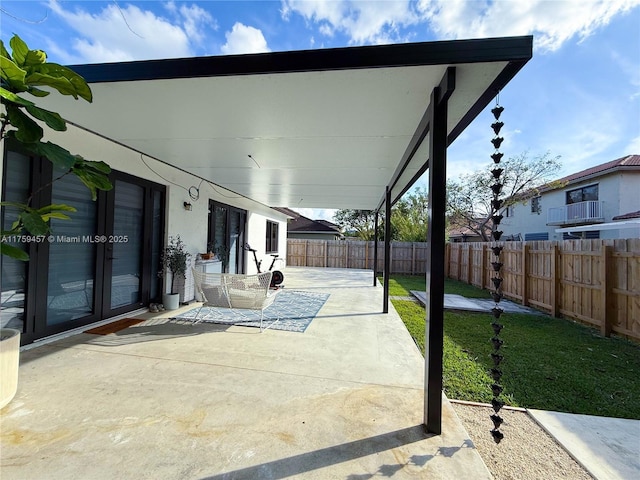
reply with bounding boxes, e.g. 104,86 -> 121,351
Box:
39,37 -> 532,211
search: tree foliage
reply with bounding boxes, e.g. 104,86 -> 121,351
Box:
333,187 -> 430,242
333,209 -> 379,240
1,34 -> 112,260
391,186 -> 428,242
446,151 -> 563,241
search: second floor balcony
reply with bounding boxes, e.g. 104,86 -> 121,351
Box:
547,200 -> 605,226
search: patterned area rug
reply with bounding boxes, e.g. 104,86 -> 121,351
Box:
172,290 -> 330,333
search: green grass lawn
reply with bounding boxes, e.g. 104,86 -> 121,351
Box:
389,275 -> 640,419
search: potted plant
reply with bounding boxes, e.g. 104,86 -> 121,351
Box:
0,328 -> 21,409
159,235 -> 191,310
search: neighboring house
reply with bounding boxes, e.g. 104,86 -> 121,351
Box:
447,220 -> 488,243
499,155 -> 640,241
273,208 -> 343,240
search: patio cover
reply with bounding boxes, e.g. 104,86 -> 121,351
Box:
38,36 -> 533,434
40,36 -> 533,211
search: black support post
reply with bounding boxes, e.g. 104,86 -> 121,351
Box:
373,211 -> 379,287
424,84 -> 449,435
383,187 -> 391,313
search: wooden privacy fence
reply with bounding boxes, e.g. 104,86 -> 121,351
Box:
287,238 -> 640,342
286,239 -> 429,274
446,239 -> 640,342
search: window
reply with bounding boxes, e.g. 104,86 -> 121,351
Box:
524,232 -> 549,241
266,221 -> 279,253
531,196 -> 541,214
566,184 -> 598,204
504,205 -> 514,217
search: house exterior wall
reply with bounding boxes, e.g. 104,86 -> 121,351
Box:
500,172 -> 638,241
40,125 -> 289,271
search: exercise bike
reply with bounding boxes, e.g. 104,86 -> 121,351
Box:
244,243 -> 284,288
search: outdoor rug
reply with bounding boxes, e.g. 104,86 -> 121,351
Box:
84,318 -> 146,335
172,290 -> 330,333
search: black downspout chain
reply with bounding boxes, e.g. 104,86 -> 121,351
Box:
489,99 -> 506,443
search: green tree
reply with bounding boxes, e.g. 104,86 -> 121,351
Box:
1,34 -> 112,260
391,186 -> 428,242
446,151 -> 563,241
333,187 -> 429,242
333,209 -> 379,240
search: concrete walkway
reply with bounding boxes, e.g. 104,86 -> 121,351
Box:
1,267 -> 491,480
410,291 -> 545,315
528,410 -> 640,480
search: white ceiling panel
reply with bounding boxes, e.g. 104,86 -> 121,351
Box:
40,38 -> 532,210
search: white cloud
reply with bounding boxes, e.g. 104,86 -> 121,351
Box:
220,22 -> 270,55
417,0 -> 640,52
165,1 -> 217,45
281,0 -> 419,44
283,0 -> 640,51
624,135 -> 640,155
47,0 -> 214,63
294,208 -> 338,222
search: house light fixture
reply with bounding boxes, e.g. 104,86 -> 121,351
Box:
183,201 -> 192,211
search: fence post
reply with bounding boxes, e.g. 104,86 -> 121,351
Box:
324,240 -> 328,267
521,243 -> 529,306
365,241 -> 369,269
412,243 -> 416,275
302,240 -> 309,267
445,244 -> 450,277
390,242 -> 394,275
345,241 -> 349,269
480,244 -> 486,289
600,245 -> 612,337
457,244 -> 462,281
550,244 -> 560,317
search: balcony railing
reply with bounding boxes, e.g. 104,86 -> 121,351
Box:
547,200 -> 605,226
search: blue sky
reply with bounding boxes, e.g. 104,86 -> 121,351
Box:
2,0 -> 639,220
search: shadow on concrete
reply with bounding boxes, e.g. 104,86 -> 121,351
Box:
200,426 -> 474,480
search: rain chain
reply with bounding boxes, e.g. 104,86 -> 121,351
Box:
489,99 -> 506,444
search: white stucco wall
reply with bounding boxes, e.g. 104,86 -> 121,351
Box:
35,125 -> 289,279
500,172 -> 639,241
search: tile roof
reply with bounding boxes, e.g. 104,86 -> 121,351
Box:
556,154 -> 640,185
612,211 -> 640,221
272,207 -> 341,233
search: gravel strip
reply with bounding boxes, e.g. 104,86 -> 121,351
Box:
451,402 -> 593,480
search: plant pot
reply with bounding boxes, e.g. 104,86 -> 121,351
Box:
0,328 -> 21,409
201,253 -> 214,260
163,293 -> 180,311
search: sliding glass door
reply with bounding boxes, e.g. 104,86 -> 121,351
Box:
208,200 -> 246,274
1,143 -> 165,344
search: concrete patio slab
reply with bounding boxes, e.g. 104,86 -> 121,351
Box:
528,409 -> 640,480
1,267 -> 491,480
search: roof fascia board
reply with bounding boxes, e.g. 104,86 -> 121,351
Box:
69,36 -> 534,83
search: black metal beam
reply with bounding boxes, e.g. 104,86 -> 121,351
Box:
376,66 -> 456,211
383,188 -> 391,314
424,80 -> 449,434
